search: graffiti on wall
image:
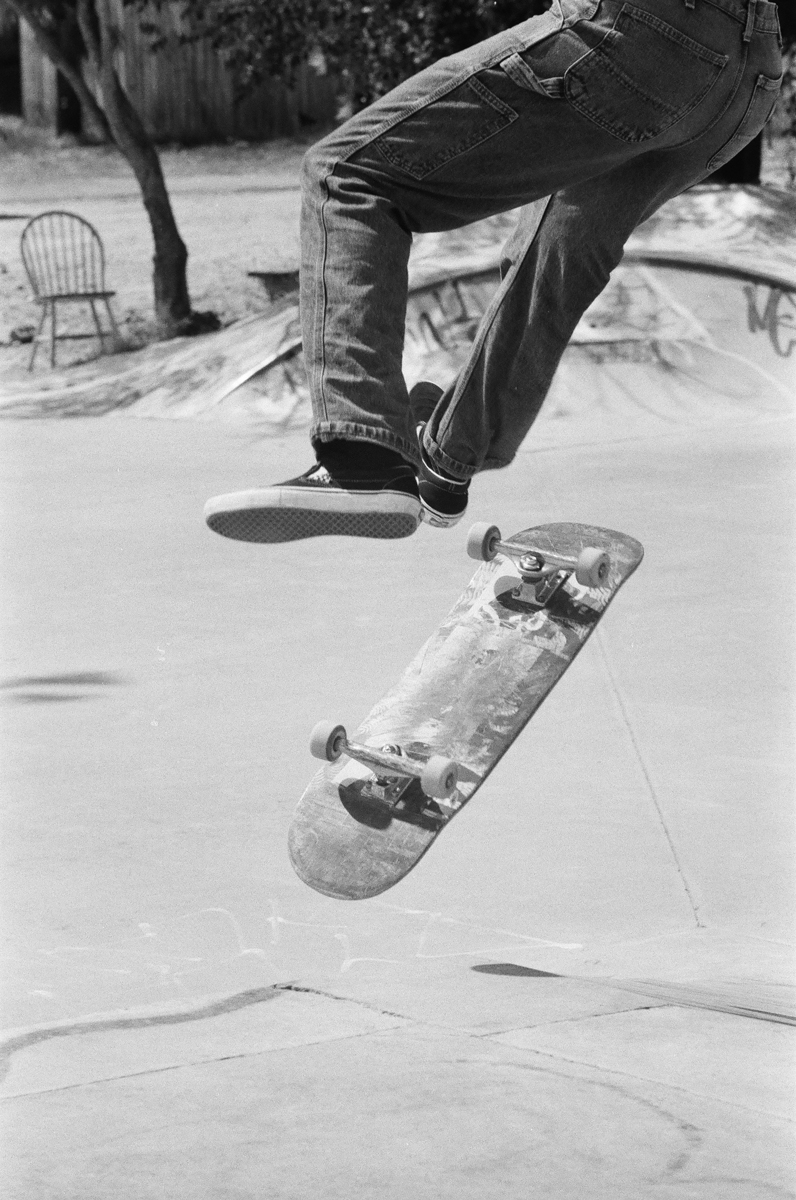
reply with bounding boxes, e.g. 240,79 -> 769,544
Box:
744,285 -> 796,358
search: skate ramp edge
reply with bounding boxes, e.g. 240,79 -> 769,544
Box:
0,185 -> 793,426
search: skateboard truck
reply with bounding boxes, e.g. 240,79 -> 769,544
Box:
309,720 -> 459,806
467,523 -> 610,606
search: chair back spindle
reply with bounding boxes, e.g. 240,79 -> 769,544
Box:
21,211 -> 107,299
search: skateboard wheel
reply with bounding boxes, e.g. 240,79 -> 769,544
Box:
310,720 -> 347,762
575,547 -> 610,588
467,523 -> 501,562
420,755 -> 459,800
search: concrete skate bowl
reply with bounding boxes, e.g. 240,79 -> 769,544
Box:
2,186 -> 794,1197
0,184 -> 793,428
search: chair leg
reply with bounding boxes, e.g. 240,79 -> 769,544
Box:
28,305 -> 47,371
105,299 -> 122,351
49,301 -> 57,368
89,299 -> 105,353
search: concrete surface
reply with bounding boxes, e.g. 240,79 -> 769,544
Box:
1,179 -> 795,1200
1,340 -> 794,1194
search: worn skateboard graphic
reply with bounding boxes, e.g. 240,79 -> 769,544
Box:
289,522 -> 644,900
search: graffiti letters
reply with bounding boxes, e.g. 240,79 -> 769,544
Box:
743,285 -> 796,358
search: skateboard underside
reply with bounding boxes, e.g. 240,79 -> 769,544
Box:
288,523 -> 644,900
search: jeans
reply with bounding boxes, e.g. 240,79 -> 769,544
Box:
300,0 -> 783,478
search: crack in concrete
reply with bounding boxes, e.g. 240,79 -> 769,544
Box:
595,628 -> 704,928
275,983 -> 408,1022
472,1000 -> 669,1038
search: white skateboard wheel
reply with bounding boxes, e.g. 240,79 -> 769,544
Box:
420,755 -> 459,800
310,720 -> 347,762
575,547 -> 610,588
467,523 -> 501,561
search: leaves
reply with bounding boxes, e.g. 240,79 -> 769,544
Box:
127,0 -> 542,110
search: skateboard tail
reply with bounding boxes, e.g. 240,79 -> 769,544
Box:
287,805 -> 439,900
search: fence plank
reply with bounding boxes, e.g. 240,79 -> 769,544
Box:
19,20 -> 58,129
117,0 -> 336,142
20,1 -> 337,142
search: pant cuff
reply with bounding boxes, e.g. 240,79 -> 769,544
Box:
311,421 -> 421,468
421,430 -> 480,480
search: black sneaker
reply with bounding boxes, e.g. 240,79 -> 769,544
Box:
409,379 -> 446,429
415,421 -> 470,529
204,445 -> 423,543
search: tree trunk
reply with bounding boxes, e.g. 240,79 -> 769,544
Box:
105,106 -> 193,335
78,0 -> 192,335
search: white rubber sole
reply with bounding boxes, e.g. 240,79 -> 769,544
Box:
204,486 -> 424,543
419,502 -> 467,529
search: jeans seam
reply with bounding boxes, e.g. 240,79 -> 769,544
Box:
434,195 -> 554,469
317,176 -> 332,423
706,69 -> 782,167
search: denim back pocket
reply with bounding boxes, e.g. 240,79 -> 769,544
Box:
707,73 -> 783,170
564,4 -> 727,143
373,77 -> 518,181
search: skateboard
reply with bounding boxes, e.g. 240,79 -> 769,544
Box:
288,522 -> 644,900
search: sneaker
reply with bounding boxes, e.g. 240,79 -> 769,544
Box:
415,421 -> 470,529
408,379 -> 446,428
204,447 -> 423,543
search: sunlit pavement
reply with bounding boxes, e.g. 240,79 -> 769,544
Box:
1,190 -> 795,1197
0,380 -> 792,1196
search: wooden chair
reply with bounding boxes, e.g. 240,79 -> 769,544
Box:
20,211 -> 121,370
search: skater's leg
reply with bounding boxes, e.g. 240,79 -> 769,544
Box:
299,2 -> 570,466
303,0 -> 781,473
421,3 -> 783,477
421,158 -> 696,476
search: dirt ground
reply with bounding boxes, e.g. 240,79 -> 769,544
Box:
0,118 -> 318,381
0,113 -> 793,383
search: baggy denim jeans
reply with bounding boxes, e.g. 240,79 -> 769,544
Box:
300,0 -> 783,478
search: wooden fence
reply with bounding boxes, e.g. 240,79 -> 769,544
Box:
20,1 -> 338,143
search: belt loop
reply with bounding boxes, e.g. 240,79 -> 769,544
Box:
743,0 -> 756,41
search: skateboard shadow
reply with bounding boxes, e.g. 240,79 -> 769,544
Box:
0,671 -> 128,704
471,963 -> 561,978
339,777 -> 446,832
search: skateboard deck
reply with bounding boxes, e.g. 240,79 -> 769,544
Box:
288,522 -> 644,900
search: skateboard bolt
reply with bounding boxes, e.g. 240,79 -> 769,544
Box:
518,553 -> 544,575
